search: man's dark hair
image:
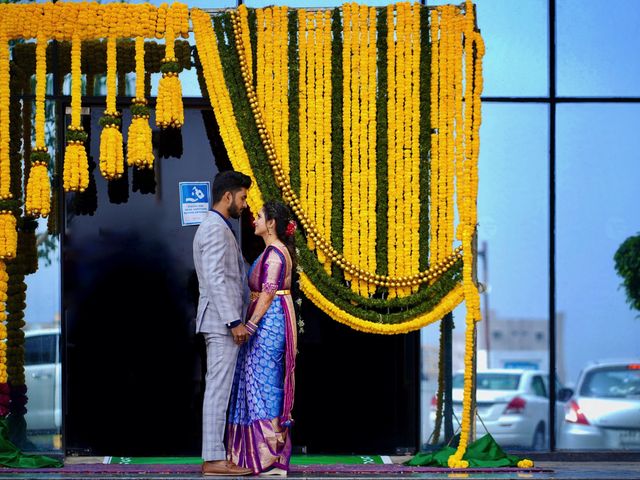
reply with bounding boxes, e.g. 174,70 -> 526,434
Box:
211,171 -> 252,204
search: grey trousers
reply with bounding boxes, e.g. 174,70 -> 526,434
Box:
202,332 -> 240,461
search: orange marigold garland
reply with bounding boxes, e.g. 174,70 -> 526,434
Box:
63,34 -> 89,192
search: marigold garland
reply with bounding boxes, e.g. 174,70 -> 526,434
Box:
301,272 -> 465,334
127,36 -> 154,169
99,36 -> 124,181
63,34 -> 89,192
446,1 -> 485,469
156,3 -> 184,130
25,37 -> 51,218
0,29 -> 10,201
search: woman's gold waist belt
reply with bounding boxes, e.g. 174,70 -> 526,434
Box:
250,290 -> 291,300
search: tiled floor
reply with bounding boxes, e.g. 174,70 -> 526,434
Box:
0,462 -> 639,479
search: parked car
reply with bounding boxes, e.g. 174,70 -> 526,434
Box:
24,328 -> 61,433
429,369 -> 571,450
559,360 -> 640,450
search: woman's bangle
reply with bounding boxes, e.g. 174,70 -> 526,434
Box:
245,321 -> 258,335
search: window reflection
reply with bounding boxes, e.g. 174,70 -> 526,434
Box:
557,104 -> 640,450
421,104 -> 551,450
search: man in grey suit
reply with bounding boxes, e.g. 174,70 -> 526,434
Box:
193,171 -> 253,476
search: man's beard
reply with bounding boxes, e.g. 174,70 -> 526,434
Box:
228,203 -> 243,219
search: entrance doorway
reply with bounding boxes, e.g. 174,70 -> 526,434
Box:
62,105 -> 420,456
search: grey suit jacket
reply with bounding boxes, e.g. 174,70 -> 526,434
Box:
193,211 -> 248,334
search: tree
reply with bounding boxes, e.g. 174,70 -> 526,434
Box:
614,233 -> 640,317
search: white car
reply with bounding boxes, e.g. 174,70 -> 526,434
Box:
559,360 -> 640,450
24,328 -> 62,433
429,369 -> 569,450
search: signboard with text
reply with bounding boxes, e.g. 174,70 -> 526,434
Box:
179,182 -> 210,226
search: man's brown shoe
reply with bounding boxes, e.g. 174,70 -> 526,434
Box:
202,460 -> 253,476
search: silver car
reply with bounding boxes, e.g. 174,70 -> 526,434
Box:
559,360 -> 640,450
429,369 -> 568,450
24,328 -> 62,433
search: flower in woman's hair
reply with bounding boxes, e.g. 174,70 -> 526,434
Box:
285,220 -> 297,237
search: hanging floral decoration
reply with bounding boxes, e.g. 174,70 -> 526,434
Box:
156,2 -> 188,130
25,36 -> 51,218
0,29 -> 10,202
127,36 -> 154,169
192,4 -> 472,332
63,34 -> 89,192
99,36 -> 124,181
0,40 -> 17,261
0,2 -> 190,184
191,2 -> 496,467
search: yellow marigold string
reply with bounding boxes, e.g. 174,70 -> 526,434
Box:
99,36 -> 124,181
387,4 -> 397,290
410,3 -> 421,294
25,36 -> 51,218
127,36 -> 154,169
322,10 -> 333,274
341,4 -> 377,296
0,28 -> 10,200
309,11 -> 319,259
388,4 -> 421,298
429,8 -> 441,265
63,34 -> 89,192
447,2 -> 484,468
156,3 -> 184,129
298,10 -> 312,252
366,6 -> 377,295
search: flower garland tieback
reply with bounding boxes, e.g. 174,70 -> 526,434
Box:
127,36 -> 154,169
63,35 -> 89,192
25,37 -> 51,217
156,3 -> 184,130
99,36 -> 124,180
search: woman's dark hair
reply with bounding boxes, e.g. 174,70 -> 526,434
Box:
211,170 -> 252,204
263,200 -> 296,269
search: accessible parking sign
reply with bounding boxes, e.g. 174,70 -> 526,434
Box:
179,182 -> 210,226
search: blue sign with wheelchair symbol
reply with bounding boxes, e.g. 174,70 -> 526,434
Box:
179,182 -> 210,226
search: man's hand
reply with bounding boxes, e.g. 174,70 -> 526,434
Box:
231,324 -> 250,345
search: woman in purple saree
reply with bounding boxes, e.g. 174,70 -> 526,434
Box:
227,201 -> 297,476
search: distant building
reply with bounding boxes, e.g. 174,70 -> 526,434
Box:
421,312 -> 567,385
482,311 -> 567,384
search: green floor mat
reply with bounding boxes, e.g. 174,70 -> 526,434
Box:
104,454 -> 390,465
